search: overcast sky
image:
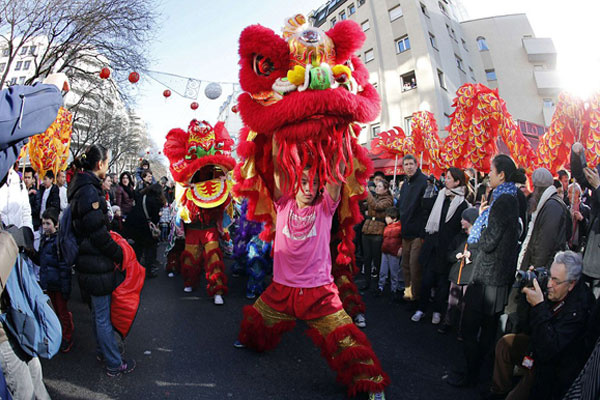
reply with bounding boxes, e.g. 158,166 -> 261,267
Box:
133,0 -> 600,156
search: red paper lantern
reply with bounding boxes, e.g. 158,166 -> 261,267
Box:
99,67 -> 110,79
163,89 -> 171,98
190,101 -> 199,110
128,72 -> 140,83
231,105 -> 238,113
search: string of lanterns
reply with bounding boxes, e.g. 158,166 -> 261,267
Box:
98,67 -> 238,112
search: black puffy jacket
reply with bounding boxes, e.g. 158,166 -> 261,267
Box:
472,193 -> 519,286
68,171 -> 123,296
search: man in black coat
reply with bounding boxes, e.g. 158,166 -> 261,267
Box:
397,154 -> 427,302
485,251 -> 594,400
37,170 -> 60,223
23,167 -> 41,231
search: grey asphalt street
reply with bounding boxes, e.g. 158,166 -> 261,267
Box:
41,244 -> 480,400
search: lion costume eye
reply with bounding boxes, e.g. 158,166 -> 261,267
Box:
253,54 -> 274,76
344,59 -> 355,72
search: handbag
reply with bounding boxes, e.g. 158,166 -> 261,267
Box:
142,195 -> 160,240
582,216 -> 600,279
449,242 -> 475,285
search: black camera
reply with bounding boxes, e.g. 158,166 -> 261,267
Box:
514,267 -> 549,289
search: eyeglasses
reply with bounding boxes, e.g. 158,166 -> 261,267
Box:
549,276 -> 571,286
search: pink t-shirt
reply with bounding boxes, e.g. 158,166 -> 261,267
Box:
273,191 -> 340,288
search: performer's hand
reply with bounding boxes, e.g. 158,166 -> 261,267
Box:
573,210 -> 583,221
397,248 -> 402,257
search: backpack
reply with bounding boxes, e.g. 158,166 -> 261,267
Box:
0,255 -> 62,359
58,204 -> 78,266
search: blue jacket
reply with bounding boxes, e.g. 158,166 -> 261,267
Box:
0,83 -> 63,183
38,232 -> 71,297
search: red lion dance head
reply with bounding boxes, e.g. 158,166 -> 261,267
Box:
235,15 -> 378,266
164,120 -> 235,217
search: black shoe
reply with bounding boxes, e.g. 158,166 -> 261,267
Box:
445,372 -> 474,388
437,323 -> 451,334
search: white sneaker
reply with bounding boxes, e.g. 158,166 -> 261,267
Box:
214,294 -> 224,305
183,286 -> 192,293
411,310 -> 425,322
354,313 -> 367,328
167,272 -> 175,278
432,312 -> 442,325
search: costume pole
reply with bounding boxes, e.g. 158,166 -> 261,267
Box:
392,154 -> 398,190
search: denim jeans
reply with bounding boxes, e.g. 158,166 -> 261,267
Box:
378,253 -> 401,292
91,295 -> 122,370
0,339 -> 50,399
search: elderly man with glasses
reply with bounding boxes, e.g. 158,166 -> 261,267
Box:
482,251 -> 595,400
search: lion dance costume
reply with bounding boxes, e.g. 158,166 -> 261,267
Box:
164,120 -> 234,302
233,15 -> 389,396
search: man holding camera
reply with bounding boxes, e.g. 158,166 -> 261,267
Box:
484,251 -> 594,400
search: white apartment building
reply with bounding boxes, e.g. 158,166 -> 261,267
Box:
308,0 -> 560,155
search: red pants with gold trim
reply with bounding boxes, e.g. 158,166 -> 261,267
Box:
181,226 -> 227,295
237,282 -> 389,396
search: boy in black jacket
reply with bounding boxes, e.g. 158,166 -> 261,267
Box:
33,208 -> 74,352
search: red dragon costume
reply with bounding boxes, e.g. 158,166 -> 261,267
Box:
233,15 -> 389,397
163,120 -> 234,304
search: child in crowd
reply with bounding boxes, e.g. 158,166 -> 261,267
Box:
376,207 -> 403,301
159,202 -> 172,242
437,207 -> 479,336
110,205 -> 123,234
34,208 -> 74,352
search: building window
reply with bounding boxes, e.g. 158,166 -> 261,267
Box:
389,5 -> 403,21
348,4 -> 356,15
420,3 -> 429,17
20,46 -> 28,55
455,55 -> 464,71
371,124 -> 381,138
1,49 -> 8,57
477,36 -> 489,51
0,63 -> 5,72
446,24 -> 454,39
14,61 -> 22,71
401,71 -> 417,91
404,116 -> 413,136
9,77 -> 16,85
533,64 -> 544,71
340,11 -> 346,20
461,38 -> 468,51
364,49 -> 374,63
371,81 -> 378,89
437,69 -> 446,89
29,45 -> 36,55
429,33 -> 438,50
23,60 -> 31,70
451,29 -> 457,42
331,18 -> 336,27
444,113 -> 451,126
18,76 -> 25,85
358,0 -> 365,6
439,1 -> 448,16
395,36 -> 410,54
485,69 -> 497,81
543,98 -> 555,108
361,20 -> 370,31
469,66 -> 475,81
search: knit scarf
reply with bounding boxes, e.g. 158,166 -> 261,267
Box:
425,186 -> 466,234
517,185 -> 557,269
468,182 -> 517,244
